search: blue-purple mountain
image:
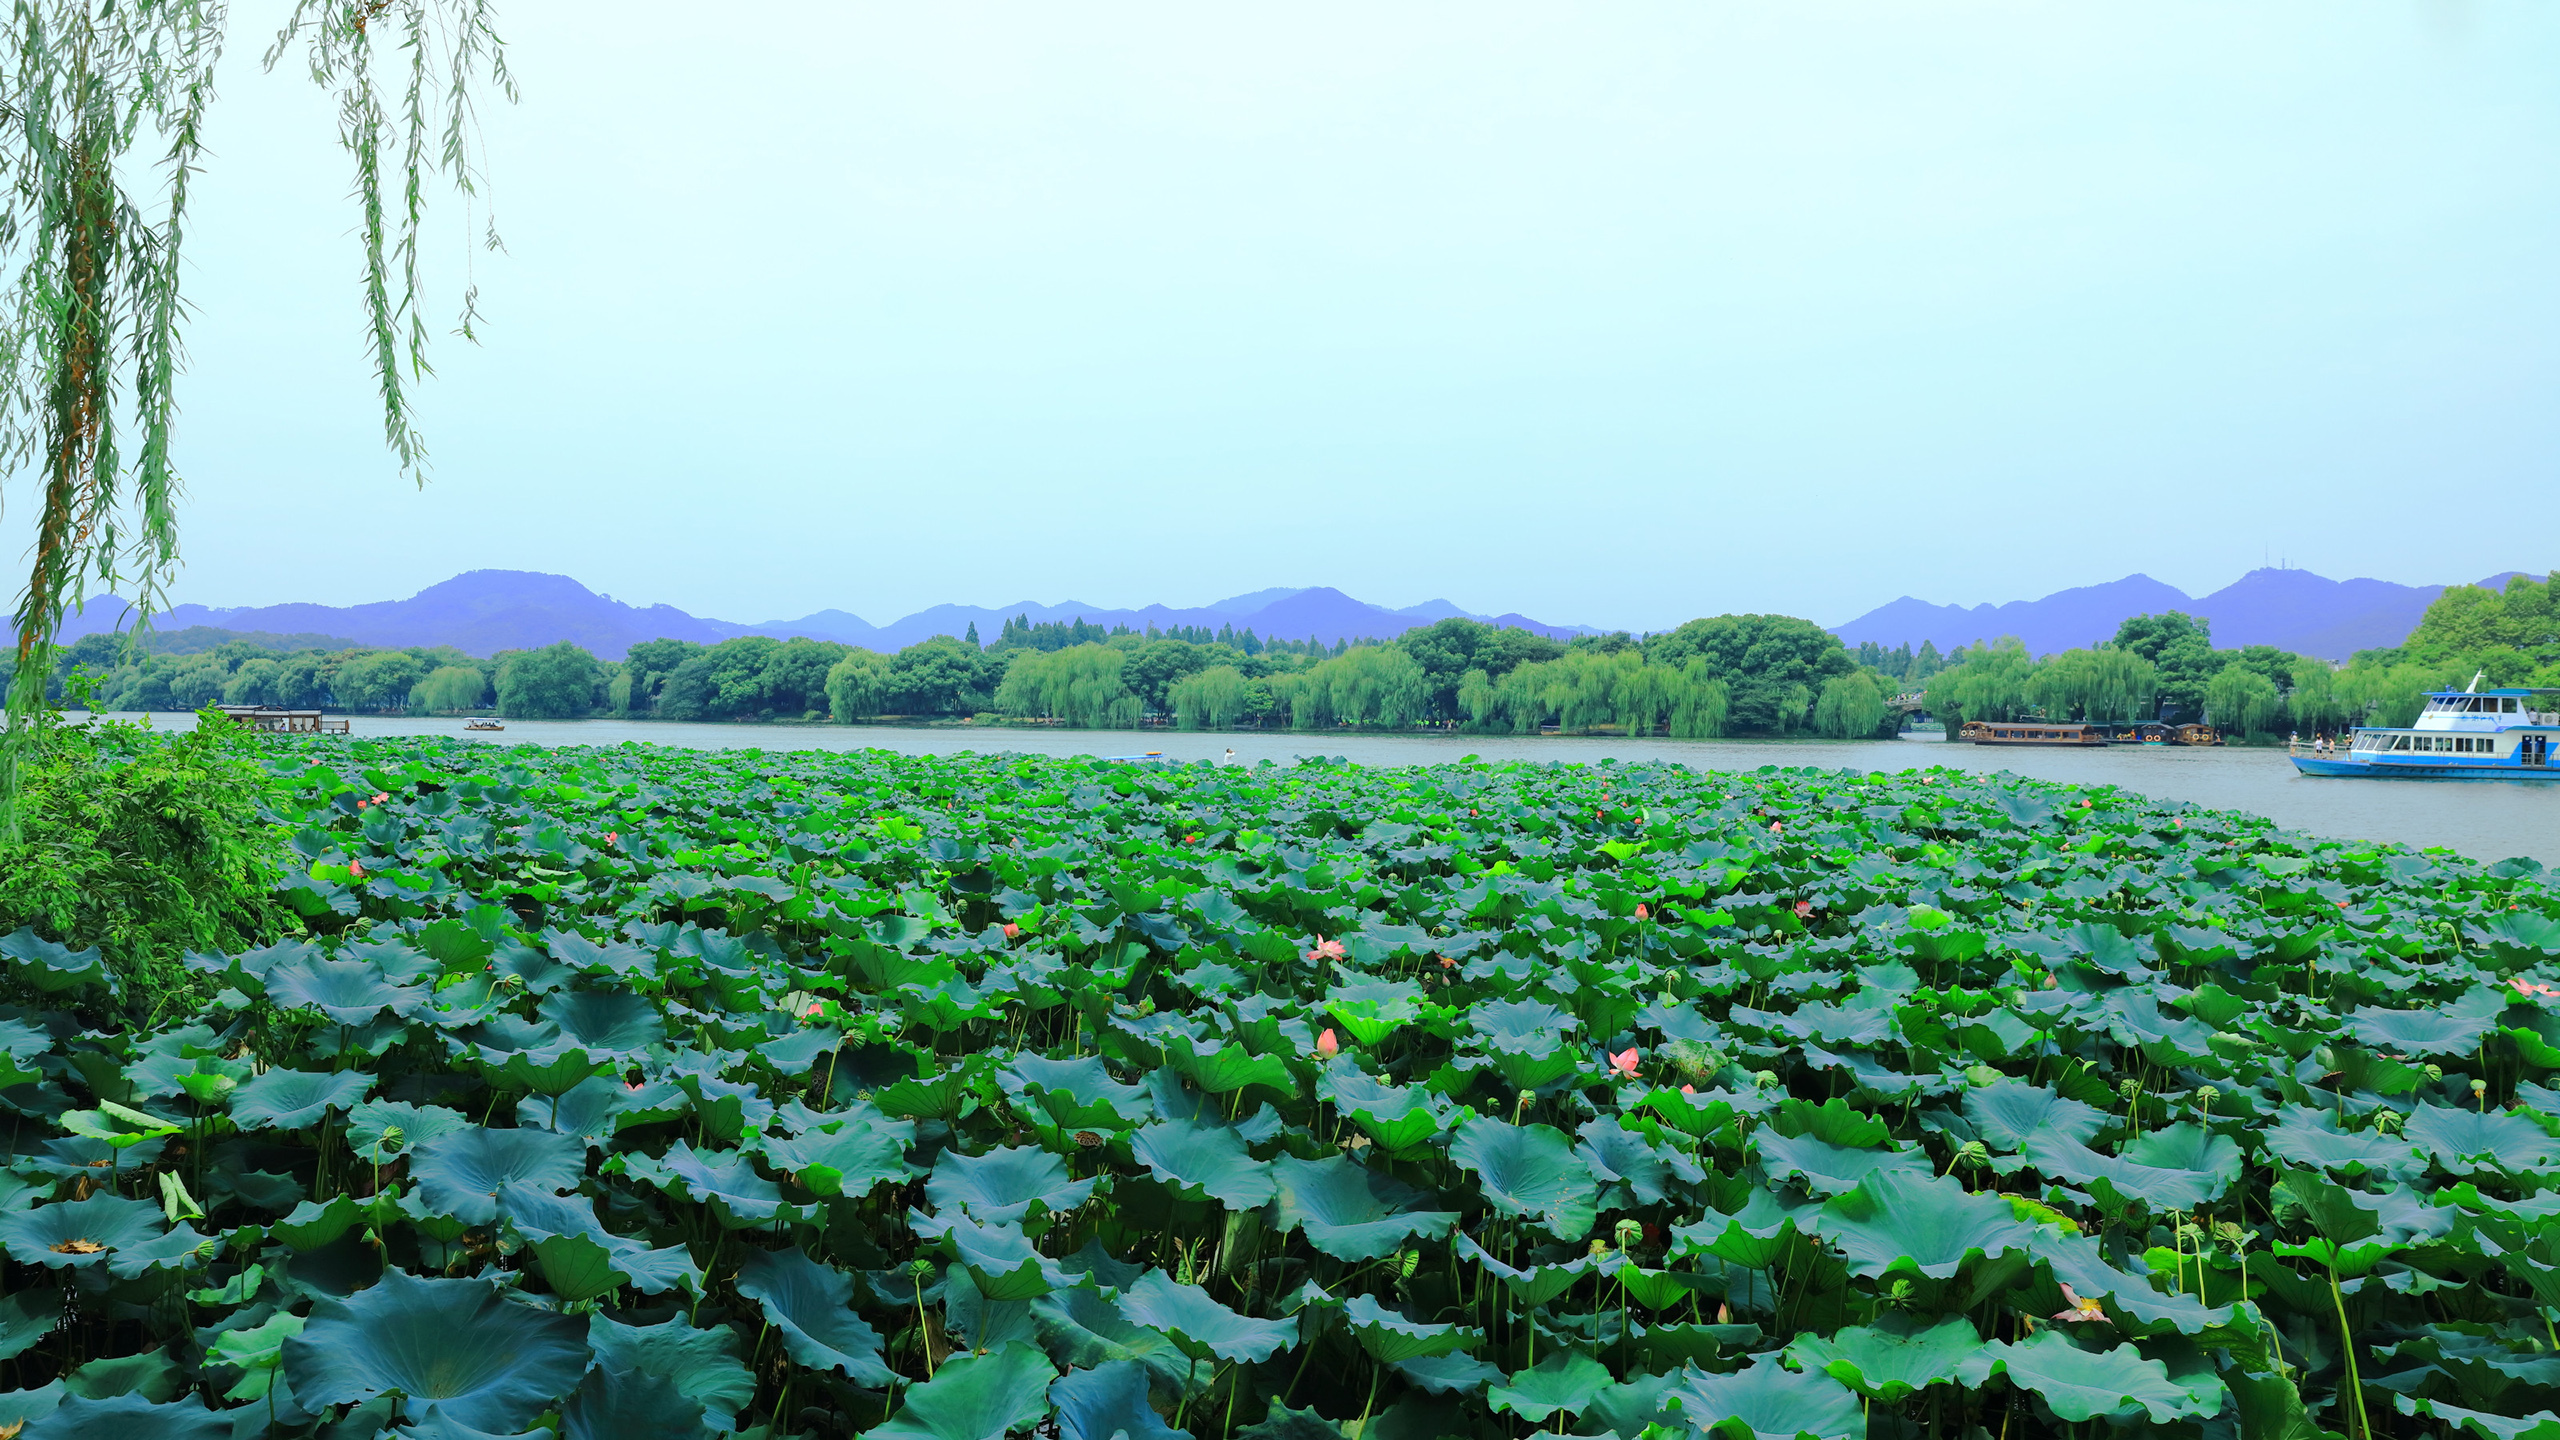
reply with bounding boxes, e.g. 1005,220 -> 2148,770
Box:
53,572 -> 1590,660
1831,567 -> 2536,662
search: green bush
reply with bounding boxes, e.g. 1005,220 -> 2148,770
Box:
0,714 -> 292,1015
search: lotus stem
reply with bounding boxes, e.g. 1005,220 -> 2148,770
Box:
2327,1262 -> 2370,1440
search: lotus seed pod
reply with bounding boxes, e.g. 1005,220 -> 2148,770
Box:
2118,1079 -> 2140,1100
1753,1070 -> 1779,1087
1516,1089 -> 1536,1108
2473,1079 -> 2489,1097
1614,1218 -> 1644,1249
379,1125 -> 405,1152
2195,1086 -> 2219,1109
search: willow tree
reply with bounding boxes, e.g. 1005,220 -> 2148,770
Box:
0,1 -> 512,823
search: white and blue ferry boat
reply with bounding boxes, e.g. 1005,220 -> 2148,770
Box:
2290,682 -> 2560,780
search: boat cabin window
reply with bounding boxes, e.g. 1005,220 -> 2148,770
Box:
2504,698 -> 2521,712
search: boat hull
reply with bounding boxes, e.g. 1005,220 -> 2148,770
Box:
2290,755 -> 2560,781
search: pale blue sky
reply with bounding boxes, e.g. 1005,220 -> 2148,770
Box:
38,1 -> 2560,630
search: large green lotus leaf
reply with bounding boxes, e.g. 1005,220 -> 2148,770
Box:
0,1192 -> 162,1268
588,1314 -> 756,1435
1756,1132 -> 1931,1196
506,1188 -> 702,1299
2028,1229 -> 2231,1335
1811,1170 -> 2032,1280
1395,1352 -> 1506,1396
2120,1122 -> 2242,1188
1234,1401 -> 1347,1440
1164,1038 -> 1295,1098
1267,1153 -> 1458,1261
1453,1233 -> 1592,1308
229,1067 -> 375,1130
1662,1351 -> 1864,1440
282,1269 -> 590,1432
1131,1120 -> 1277,1209
1003,1054 -> 1156,1131
1488,1349 -> 1613,1424
868,1343 -> 1058,1440
2023,1134 -> 2223,1210
1320,1066 -> 1452,1153
20,1391 -> 229,1440
1030,1286 -> 1194,1397
0,1290 -> 61,1361
732,1244 -> 894,1384
759,1112 -> 915,1198
1963,1082 -> 2106,1152
1469,999 -> 1576,1054
1326,977 -> 1430,1046
618,1140 -> 799,1225
498,1046 -> 612,1100
1049,1359 -> 1190,1440
410,1126 -> 587,1226
1119,1273 -> 1296,1364
2393,1394 -> 2560,1440
537,990 -> 668,1057
944,1216 -> 1070,1301
2407,1104 -> 2560,1176
927,1144 -> 1097,1225
1786,1313 -> 1983,1401
1339,1293 -> 1480,1363
1577,1116 -> 1699,1206
1955,1329 -> 2214,1423
0,928 -> 117,996
2345,1002 -> 2498,1058
561,1363 -> 705,1440
1670,1188 -> 1812,1271
1450,1118 -> 1599,1241
518,1076 -> 635,1145
265,957 -> 427,1024
2261,1105 -> 2421,1178
346,1099 -> 474,1163
0,1383 -> 61,1432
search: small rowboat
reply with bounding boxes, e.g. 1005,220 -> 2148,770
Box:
464,718 -> 505,732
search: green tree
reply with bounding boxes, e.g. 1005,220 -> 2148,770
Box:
496,643 -> 601,720
1125,638 -> 1209,715
333,651 -> 428,712
622,639 -> 705,715
222,658 -> 283,707
1924,638 -> 2035,736
2204,665 -> 2284,740
825,651 -> 893,722
1644,615 -> 1851,733
2403,573 -> 2560,682
1667,661 -> 1731,739
1812,672 -> 1888,739
994,644 -> 1140,727
413,665 -> 489,714
1,5 -> 514,828
888,636 -> 1006,716
166,656 -> 228,710
1169,665 -> 1251,729
760,638 -> 850,719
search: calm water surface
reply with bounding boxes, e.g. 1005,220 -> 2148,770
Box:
116,714 -> 2559,867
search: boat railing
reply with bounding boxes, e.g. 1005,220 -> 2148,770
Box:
2286,737 -> 2352,759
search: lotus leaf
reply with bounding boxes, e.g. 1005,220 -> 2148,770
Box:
1963,1081 -> 2106,1151
2407,1104 -> 2560,1175
2023,1134 -> 2224,1210
0,928 -> 116,996
1121,1272 -> 1297,1363
1002,1053 -> 1156,1131
561,1363 -> 705,1440
588,1314 -> 756,1435
0,1192 -> 162,1268
1955,1328 -> 2215,1423
1450,1118 -> 1599,1241
1757,1131 -> 1932,1196
20,1391 -> 229,1440
228,1067 -> 374,1130
1322,1066 -> 1453,1152
732,1244 -> 894,1384
1233,1401 -> 1348,1440
760,1110 -> 915,1197
282,1269 -> 589,1431
1812,1170 -> 2033,1279
1132,1118 -> 1278,1209
1489,1349 -> 1613,1423
538,988 -> 668,1056
1032,1285 -> 1196,1396
1339,1293 -> 1479,1363
346,1098 -> 474,1162
1787,1313 -> 1983,1401
1267,1153 -> 1458,1260
868,1343 -> 1058,1440
410,1125 -> 587,1225
618,1139 -> 797,1224
265,956 -> 427,1024
1662,1351 -> 1864,1440
928,1143 -> 1097,1225
1050,1359 -> 1191,1440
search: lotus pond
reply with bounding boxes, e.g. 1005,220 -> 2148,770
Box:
0,737 -> 2557,1440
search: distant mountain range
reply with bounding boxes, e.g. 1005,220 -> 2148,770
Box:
1831,567 -> 2540,662
51,571 -> 1593,660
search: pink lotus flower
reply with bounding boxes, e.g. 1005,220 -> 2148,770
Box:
605,831 -> 618,844
1438,956 -> 1457,969
2514,977 -> 2534,996
1317,1029 -> 1340,1058
2052,1284 -> 2107,1323
1003,922 -> 1020,940
804,1003 -> 824,1018
1793,900 -> 1813,918
1609,1047 -> 1641,1079
2081,799 -> 2092,808
1308,939 -> 1346,962
348,859 -> 366,878
374,792 -> 390,803
1680,1083 -> 1696,1095
1634,904 -> 1650,921
1768,821 -> 1784,835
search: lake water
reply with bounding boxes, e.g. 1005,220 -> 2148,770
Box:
115,713 -> 2559,867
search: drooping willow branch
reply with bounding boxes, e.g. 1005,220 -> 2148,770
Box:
0,0 -> 511,831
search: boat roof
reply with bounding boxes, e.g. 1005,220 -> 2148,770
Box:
2428,688 -> 2559,697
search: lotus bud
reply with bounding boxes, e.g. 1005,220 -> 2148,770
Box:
1752,1070 -> 1779,1088
1956,1140 -> 1988,1169
2371,1109 -> 2403,1134
2424,1063 -> 2444,1081
1614,1219 -> 1644,1250
1716,1303 -> 1733,1325
379,1125 -> 405,1154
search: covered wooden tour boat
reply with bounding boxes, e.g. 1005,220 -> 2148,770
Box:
1958,721 -> 2110,747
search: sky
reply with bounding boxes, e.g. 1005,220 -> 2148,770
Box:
17,1 -> 2559,632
